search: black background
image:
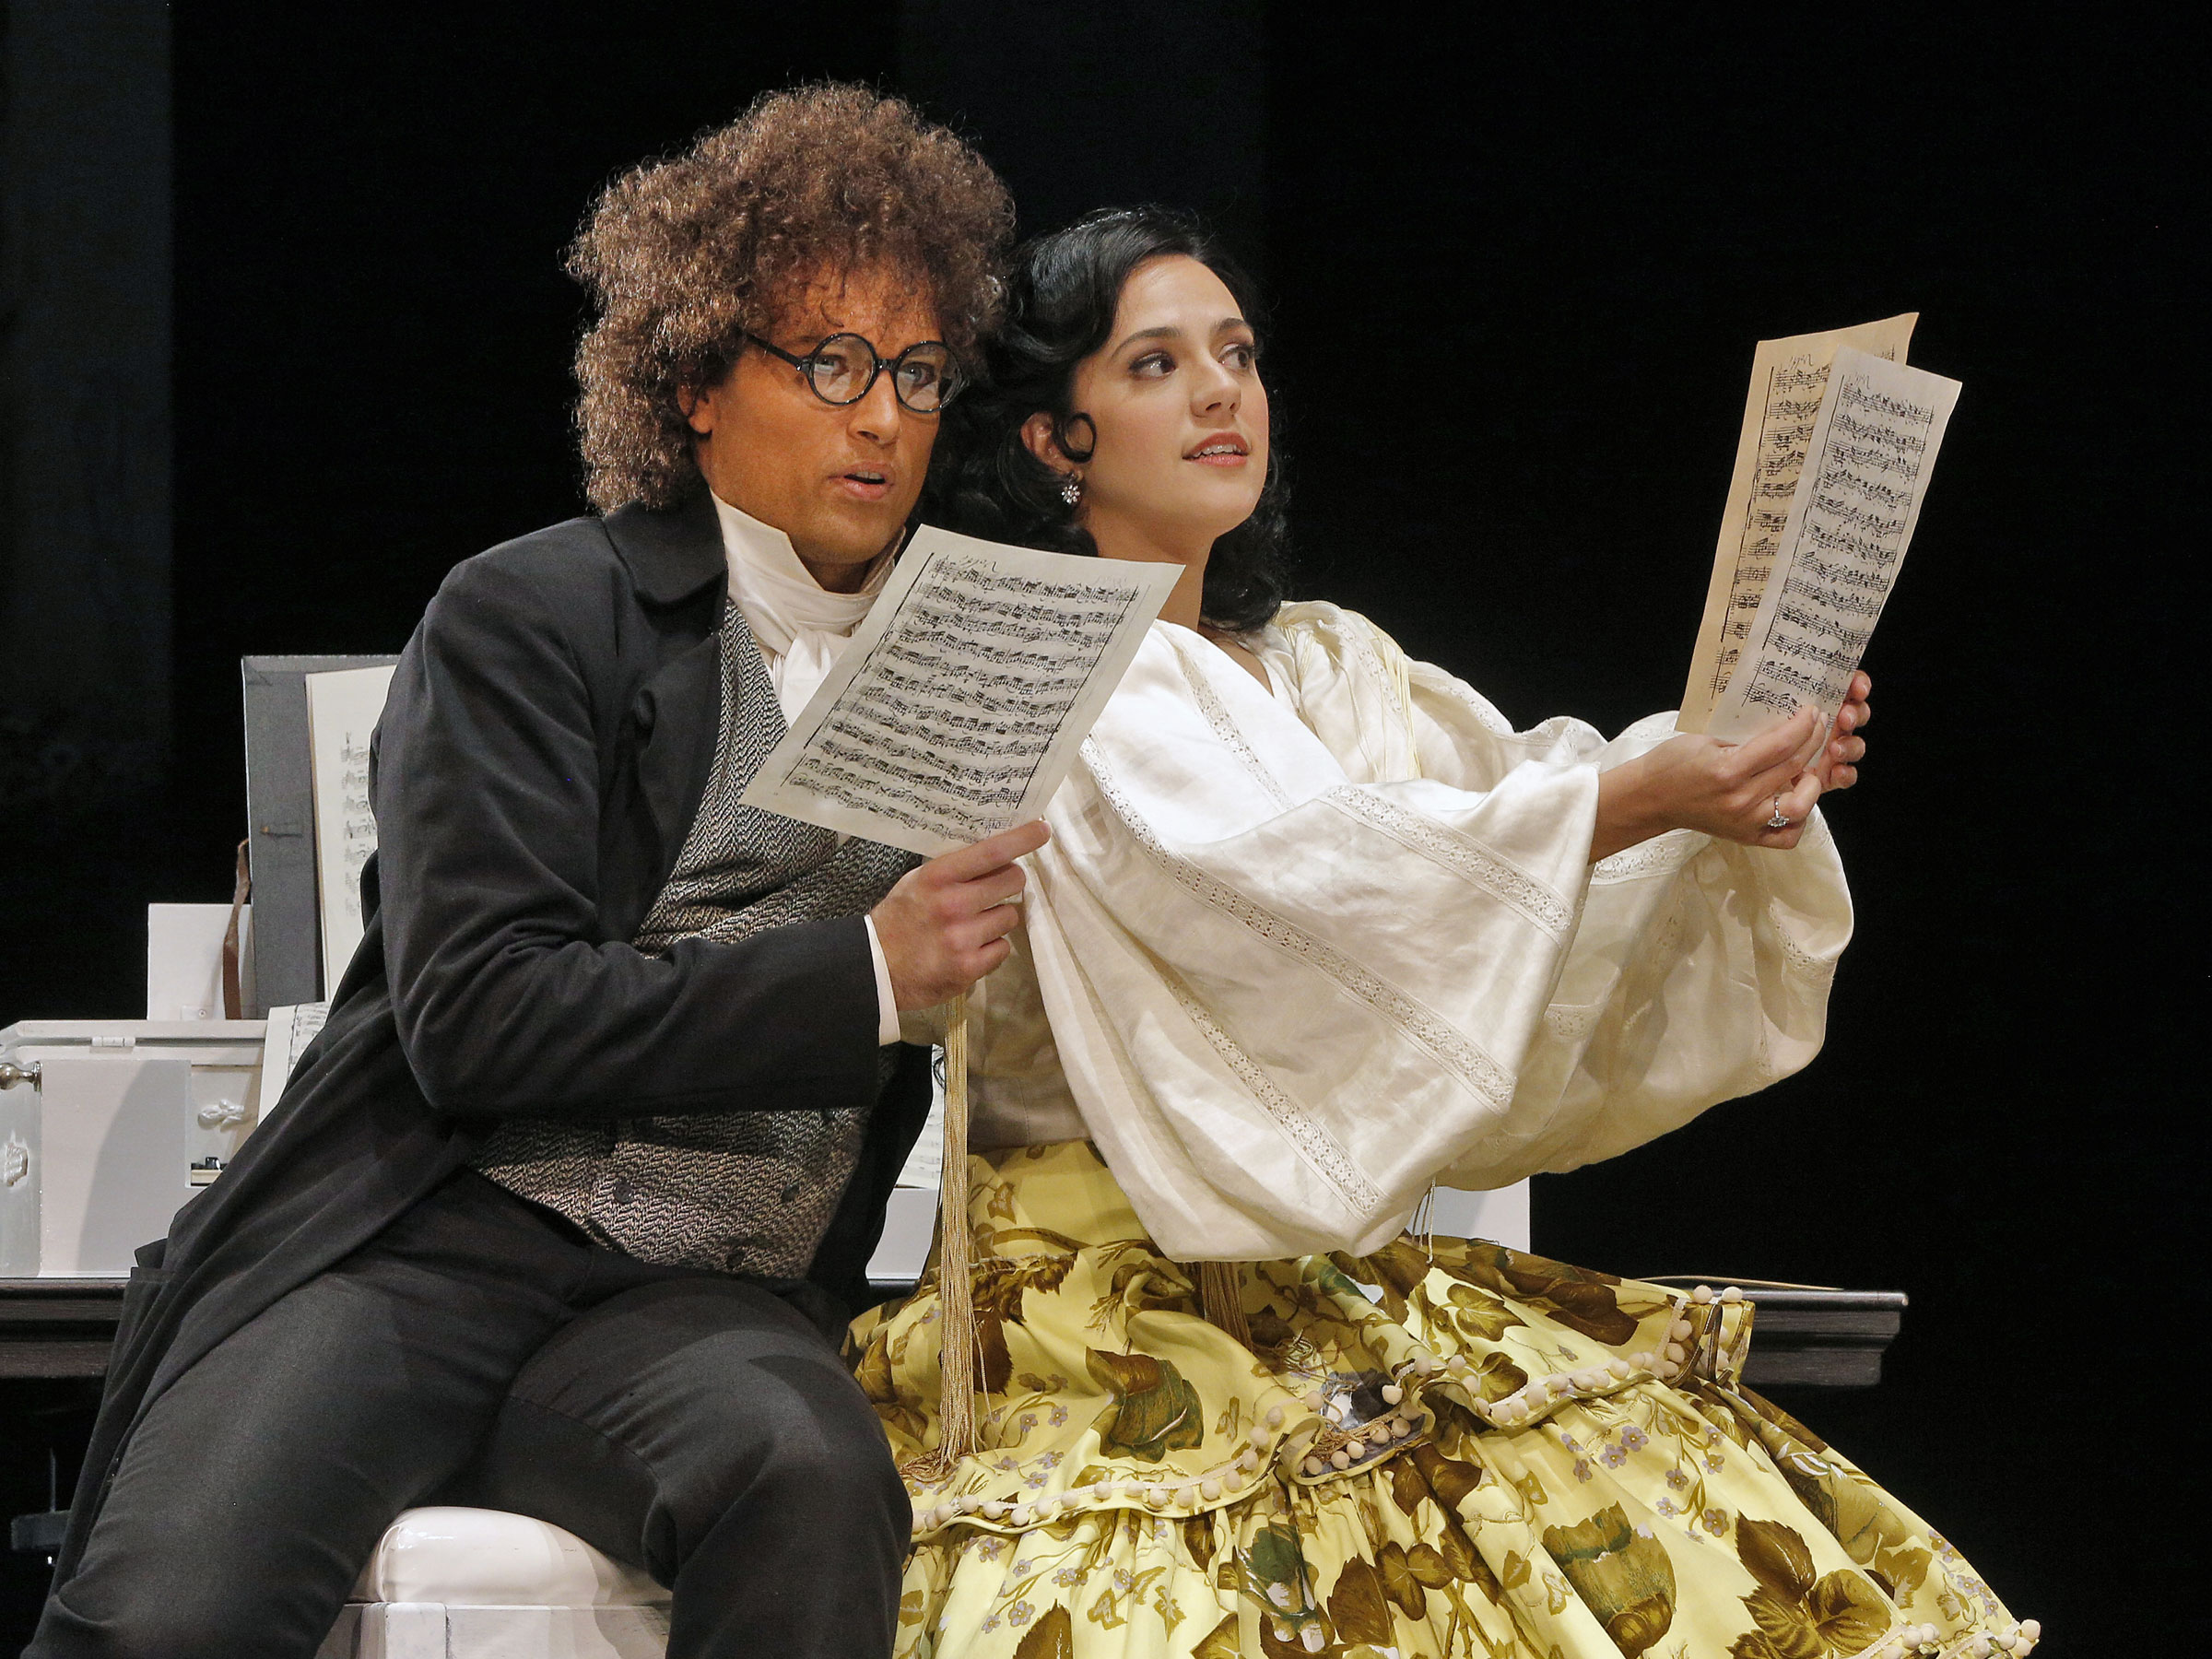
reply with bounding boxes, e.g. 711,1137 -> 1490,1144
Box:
2,5 -> 2192,1650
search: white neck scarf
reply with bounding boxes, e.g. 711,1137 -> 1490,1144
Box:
710,491 -> 893,723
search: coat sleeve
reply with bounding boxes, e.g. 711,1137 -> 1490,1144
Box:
371,547 -> 882,1122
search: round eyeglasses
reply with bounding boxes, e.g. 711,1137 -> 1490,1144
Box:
743,331 -> 960,414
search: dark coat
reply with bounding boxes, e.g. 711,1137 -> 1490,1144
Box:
54,492 -> 932,1583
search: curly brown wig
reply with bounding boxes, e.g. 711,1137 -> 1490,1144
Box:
569,83 -> 1014,512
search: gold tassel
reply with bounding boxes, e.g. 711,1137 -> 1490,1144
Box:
1197,1259 -> 1253,1348
905,993 -> 979,1481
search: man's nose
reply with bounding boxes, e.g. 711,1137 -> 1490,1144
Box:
848,371 -> 904,444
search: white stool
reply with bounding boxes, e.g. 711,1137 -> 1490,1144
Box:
316,1506 -> 670,1659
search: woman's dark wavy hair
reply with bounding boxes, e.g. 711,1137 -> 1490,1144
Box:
928,206 -> 1290,634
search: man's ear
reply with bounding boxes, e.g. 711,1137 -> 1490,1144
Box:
1020,411 -> 1065,473
678,382 -> 713,437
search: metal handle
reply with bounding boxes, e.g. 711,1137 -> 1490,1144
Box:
0,1061 -> 39,1089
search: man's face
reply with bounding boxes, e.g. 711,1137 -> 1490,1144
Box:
684,265 -> 945,592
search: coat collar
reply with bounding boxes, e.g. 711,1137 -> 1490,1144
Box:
602,490 -> 727,606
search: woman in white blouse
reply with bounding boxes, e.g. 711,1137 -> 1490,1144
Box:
852,208 -> 2029,1659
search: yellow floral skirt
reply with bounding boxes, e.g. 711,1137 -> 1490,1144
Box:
847,1141 -> 2031,1659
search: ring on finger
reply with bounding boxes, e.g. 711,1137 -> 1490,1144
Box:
1765,796 -> 1791,830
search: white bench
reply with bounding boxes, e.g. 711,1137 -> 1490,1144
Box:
316,1507 -> 669,1659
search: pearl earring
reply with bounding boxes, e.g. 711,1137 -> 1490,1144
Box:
1060,474 -> 1082,507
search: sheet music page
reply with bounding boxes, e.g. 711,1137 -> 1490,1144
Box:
305,665 -> 395,992
741,526 -> 1182,857
253,999 -> 327,1119
1679,313 -> 1918,730
1705,347 -> 1960,742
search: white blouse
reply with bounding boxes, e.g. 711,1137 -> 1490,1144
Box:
913,601 -> 1852,1262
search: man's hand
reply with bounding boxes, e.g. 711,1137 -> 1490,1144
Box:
871,821 -> 1051,1010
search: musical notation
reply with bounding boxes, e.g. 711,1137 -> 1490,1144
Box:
741,528 -> 1182,857
305,664 -> 398,994
1680,314 -> 1918,731
1705,349 -> 1961,741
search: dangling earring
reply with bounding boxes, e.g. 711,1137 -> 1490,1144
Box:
1060,473 -> 1082,508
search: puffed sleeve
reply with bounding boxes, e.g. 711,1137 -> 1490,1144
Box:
1019,606 -> 1849,1260
1389,631 -> 1852,1184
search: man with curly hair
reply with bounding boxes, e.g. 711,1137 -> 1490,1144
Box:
33,85 -> 1025,1659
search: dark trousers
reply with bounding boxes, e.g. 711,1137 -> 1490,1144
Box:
29,1171 -> 908,1659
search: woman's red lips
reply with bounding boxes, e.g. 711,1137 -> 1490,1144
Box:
1184,431 -> 1250,462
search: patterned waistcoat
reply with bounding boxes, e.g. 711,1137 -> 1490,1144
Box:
474,603 -> 916,1276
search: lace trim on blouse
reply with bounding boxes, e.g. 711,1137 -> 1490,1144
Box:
1159,969 -> 1385,1216
1321,785 -> 1575,939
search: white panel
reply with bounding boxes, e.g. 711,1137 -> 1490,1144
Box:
147,902 -> 250,1021
1,1082 -> 42,1277
866,1185 -> 940,1282
359,1604 -> 446,1659
30,1056 -> 189,1274
1424,1181 -> 1531,1253
443,1606 -> 672,1659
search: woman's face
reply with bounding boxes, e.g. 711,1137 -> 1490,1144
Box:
1040,253 -> 1268,557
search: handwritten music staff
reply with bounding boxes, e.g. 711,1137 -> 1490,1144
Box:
1704,348 -> 1961,742
304,663 -> 398,993
742,527 -> 1181,856
1680,314 -> 1917,731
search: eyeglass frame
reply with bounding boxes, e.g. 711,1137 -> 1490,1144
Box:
740,330 -> 962,414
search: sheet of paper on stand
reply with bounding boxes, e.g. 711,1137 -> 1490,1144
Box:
1680,313 -> 1918,732
1705,348 -> 1961,741
305,664 -> 396,993
147,902 -> 252,1022
241,654 -> 403,1011
741,527 -> 1182,856
254,1001 -> 329,1120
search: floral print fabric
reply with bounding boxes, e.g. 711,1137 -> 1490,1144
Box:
849,1141 -> 2030,1658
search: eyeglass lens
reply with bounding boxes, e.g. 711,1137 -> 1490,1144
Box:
807,335 -> 953,412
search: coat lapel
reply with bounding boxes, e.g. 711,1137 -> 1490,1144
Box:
602,494 -> 731,895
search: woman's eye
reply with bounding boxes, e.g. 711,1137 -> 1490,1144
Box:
1132,352 -> 1174,379
1224,343 -> 1257,371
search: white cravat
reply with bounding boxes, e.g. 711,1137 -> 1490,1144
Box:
712,491 -> 892,723
710,490 -> 902,1043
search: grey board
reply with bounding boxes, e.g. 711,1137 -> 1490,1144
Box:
241,655 -> 400,1014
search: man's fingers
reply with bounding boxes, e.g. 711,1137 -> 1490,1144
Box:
929,819 -> 1051,882
962,897 -> 1027,947
963,865 -> 1029,911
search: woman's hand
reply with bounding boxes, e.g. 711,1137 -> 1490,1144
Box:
1815,671 -> 1872,793
1589,669 -> 1876,862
